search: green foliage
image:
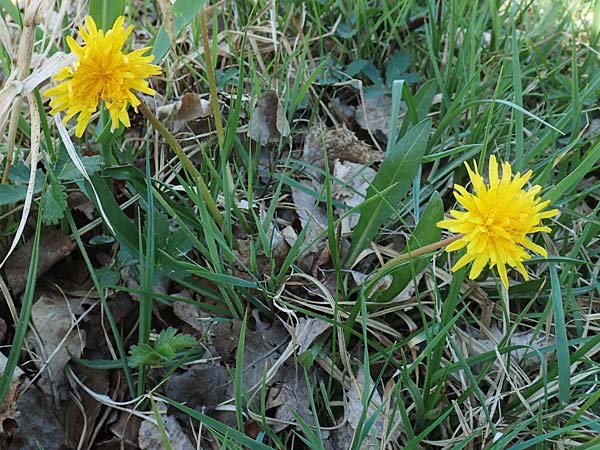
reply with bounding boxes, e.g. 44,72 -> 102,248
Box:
41,182 -> 67,225
346,118 -> 432,266
89,0 -> 125,30
129,327 -> 197,367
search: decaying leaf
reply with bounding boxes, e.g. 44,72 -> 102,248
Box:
303,124 -> 383,173
233,220 -> 289,281
268,366 -> 313,432
27,294 -> 86,401
172,299 -> 206,333
211,316 -> 288,394
164,363 -> 229,412
291,187 -> 328,255
355,95 -> 406,138
346,367 -> 387,443
464,326 -> 555,371
68,190 -> 95,220
138,414 -> 195,450
6,383 -> 66,450
156,92 -> 212,131
0,354 -> 24,434
3,228 -> 75,295
333,160 -> 377,234
64,365 -> 110,449
294,317 -> 331,354
248,90 -> 290,145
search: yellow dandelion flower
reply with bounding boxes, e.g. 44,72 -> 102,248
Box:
44,16 -> 161,137
437,155 -> 558,287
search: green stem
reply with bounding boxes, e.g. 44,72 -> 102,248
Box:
366,235 -> 462,293
137,100 -> 223,227
200,8 -> 224,147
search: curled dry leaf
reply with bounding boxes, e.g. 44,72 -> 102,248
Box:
156,92 -> 212,131
247,90 -> 290,145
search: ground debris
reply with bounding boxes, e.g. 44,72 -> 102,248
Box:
4,228 -> 75,295
248,90 -> 290,145
156,92 -> 212,131
26,293 -> 87,402
138,413 -> 195,450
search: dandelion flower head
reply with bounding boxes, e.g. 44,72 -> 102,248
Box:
44,16 -> 161,137
437,155 -> 558,287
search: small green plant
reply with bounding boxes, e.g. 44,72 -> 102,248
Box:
129,327 -> 197,367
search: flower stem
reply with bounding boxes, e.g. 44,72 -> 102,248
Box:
200,8 -> 224,148
366,234 -> 463,293
138,100 -> 223,227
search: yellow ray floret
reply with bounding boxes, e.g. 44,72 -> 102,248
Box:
44,16 -> 161,137
437,155 -> 558,287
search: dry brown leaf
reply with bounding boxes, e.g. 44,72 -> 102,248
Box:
294,317 -> 331,354
291,187 -> 328,255
156,92 -> 213,131
268,367 -> 313,432
211,317 -> 288,394
248,90 -> 290,145
332,160 -> 376,234
233,221 -> 289,282
346,367 -> 387,442
138,414 -> 194,450
0,354 -> 24,434
303,125 -> 383,173
355,95 -> 406,138
68,190 -> 95,220
27,294 -> 86,401
172,301 -> 205,332
3,228 -> 75,295
64,365 -> 109,449
5,383 -> 66,450
164,364 -> 229,412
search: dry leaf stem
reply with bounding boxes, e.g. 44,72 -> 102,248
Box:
1,8 -> 38,183
138,100 -> 223,227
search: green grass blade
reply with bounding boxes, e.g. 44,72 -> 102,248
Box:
152,0 -> 207,62
549,263 -> 570,404
158,394 -> 274,449
345,118 -> 432,266
543,137 -> 600,204
89,0 -> 125,30
376,192 -> 443,301
0,184 -> 44,406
